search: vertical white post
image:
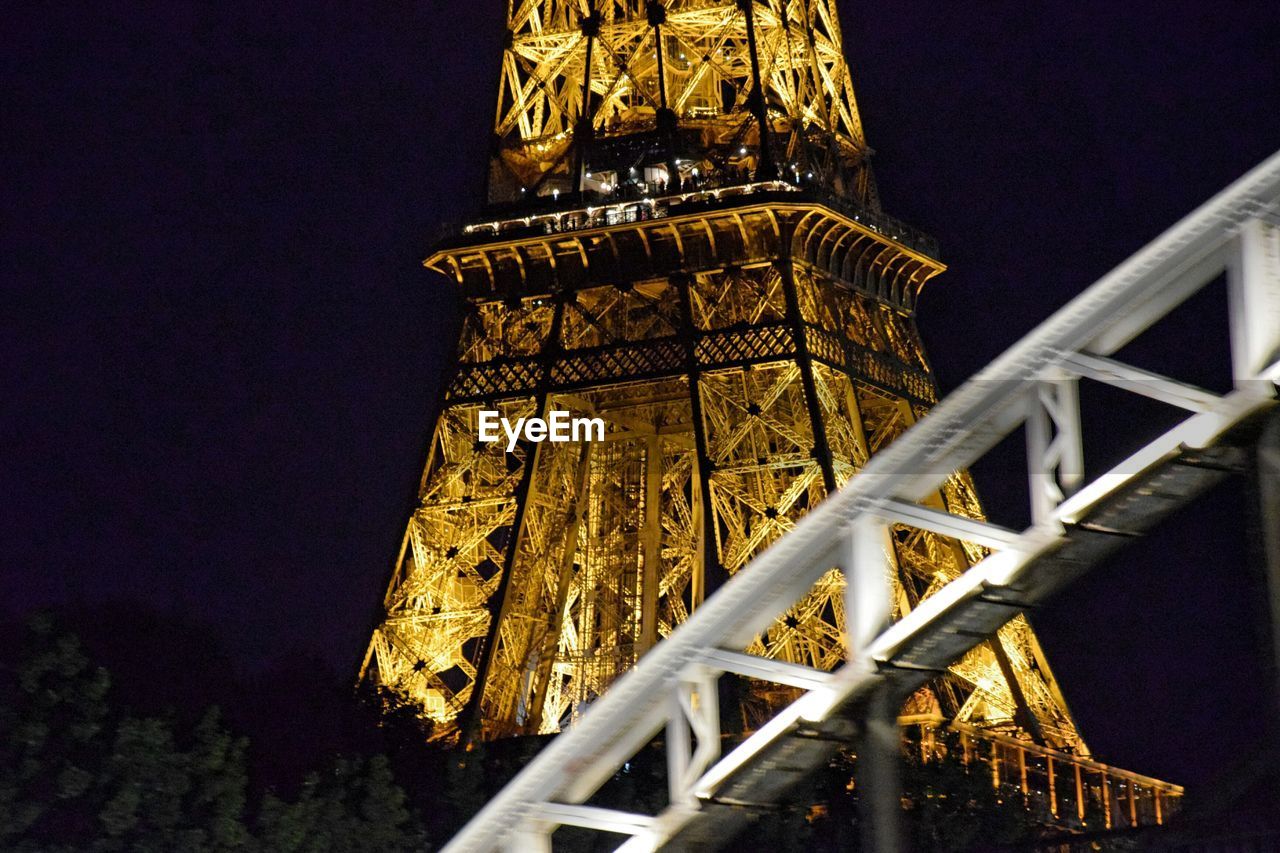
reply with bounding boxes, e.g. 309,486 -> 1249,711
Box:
666,686 -> 691,807
1049,377 -> 1085,495
1026,385 -> 1059,526
1026,378 -> 1083,526
1228,217 -> 1280,388
843,515 -> 902,852
666,668 -> 720,807
689,669 -> 719,796
844,515 -> 893,663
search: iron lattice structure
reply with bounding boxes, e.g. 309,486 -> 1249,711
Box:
488,0 -> 875,205
360,0 -> 1085,753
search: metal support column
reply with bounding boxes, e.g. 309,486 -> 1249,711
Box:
857,688 -> 904,853
641,432 -> 662,653
572,6 -> 600,195
1047,754 -> 1058,817
526,442 -> 596,731
1258,412 -> 1280,729
736,0 -> 777,180
779,224 -> 838,494
462,294 -> 571,740
676,273 -> 727,597
844,515 -> 902,852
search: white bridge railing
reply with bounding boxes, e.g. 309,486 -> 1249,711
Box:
443,151 -> 1280,853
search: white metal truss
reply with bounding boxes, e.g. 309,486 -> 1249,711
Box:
442,151 -> 1280,853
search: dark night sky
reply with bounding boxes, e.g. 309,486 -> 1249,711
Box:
5,0 -> 1279,796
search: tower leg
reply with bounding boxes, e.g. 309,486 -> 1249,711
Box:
857,688 -> 904,853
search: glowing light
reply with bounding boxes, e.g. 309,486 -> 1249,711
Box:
372,1 -> 1080,766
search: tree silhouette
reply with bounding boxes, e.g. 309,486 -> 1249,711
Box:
0,615 -> 429,851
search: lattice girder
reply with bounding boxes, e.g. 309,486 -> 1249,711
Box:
364,203 -> 1083,750
490,0 -> 875,204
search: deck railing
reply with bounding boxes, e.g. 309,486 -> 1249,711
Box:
931,722 -> 1184,831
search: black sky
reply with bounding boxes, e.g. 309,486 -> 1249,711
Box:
5,1 -> 1279,796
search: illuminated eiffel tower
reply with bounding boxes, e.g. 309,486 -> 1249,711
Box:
360,0 -> 1087,755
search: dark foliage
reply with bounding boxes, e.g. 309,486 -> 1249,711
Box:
0,615 -> 429,852
0,613 -> 1146,852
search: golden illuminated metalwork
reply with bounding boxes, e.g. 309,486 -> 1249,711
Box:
359,0 -> 1086,755
487,0 -> 875,206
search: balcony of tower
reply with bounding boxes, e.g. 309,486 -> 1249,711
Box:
427,179 -> 945,317
441,175 -> 940,260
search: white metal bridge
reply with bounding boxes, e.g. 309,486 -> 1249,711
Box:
442,150 -> 1280,852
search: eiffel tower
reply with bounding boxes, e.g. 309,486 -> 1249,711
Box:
360,0 -> 1087,755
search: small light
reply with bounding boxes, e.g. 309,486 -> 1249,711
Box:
739,147 -> 747,155
692,168 -> 699,177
